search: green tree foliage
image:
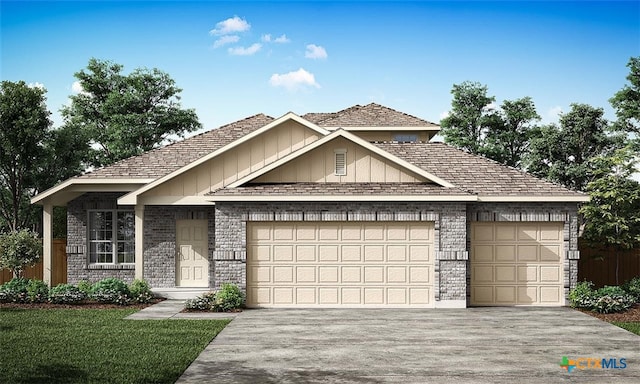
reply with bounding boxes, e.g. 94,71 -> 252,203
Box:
610,56 -> 640,139
580,147 -> 640,284
485,97 -> 541,168
0,229 -> 43,277
527,103 -> 622,191
440,81 -> 498,155
0,81 -> 52,231
61,58 -> 202,167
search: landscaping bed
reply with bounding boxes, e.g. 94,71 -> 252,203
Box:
578,304 -> 640,322
0,298 -> 164,310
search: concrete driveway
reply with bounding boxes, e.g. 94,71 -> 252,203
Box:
177,307 -> 640,383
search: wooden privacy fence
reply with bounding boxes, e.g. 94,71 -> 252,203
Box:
578,240 -> 640,287
0,239 -> 67,285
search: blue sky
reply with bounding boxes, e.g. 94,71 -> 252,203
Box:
1,1 -> 639,133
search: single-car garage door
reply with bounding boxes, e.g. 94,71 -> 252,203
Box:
470,222 -> 564,306
247,222 -> 434,308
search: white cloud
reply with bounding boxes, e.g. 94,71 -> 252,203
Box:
269,68 -> 320,91
228,43 -> 262,56
274,34 -> 290,43
263,33 -> 290,43
439,110 -> 450,120
547,106 -> 563,121
209,16 -> 250,36
71,81 -> 85,94
305,44 -> 327,59
483,102 -> 497,111
28,82 -> 44,89
213,35 -> 240,48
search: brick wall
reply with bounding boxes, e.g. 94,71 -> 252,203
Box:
214,202 -> 469,301
66,192 -> 135,284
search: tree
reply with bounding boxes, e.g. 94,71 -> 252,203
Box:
580,147 -> 640,284
485,97 -> 541,168
61,58 -> 202,167
440,81 -> 498,155
526,103 -> 622,191
0,229 -> 42,278
0,81 -> 52,232
610,56 -> 640,139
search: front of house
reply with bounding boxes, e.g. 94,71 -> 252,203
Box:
32,103 -> 587,308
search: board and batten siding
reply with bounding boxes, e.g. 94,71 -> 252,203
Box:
254,137 -> 426,183
143,120 -> 320,197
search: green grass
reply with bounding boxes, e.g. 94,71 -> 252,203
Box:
0,308 -> 230,383
612,321 -> 640,335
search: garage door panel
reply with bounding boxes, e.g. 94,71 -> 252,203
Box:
495,245 -> 516,262
540,245 -> 561,261
342,246 -> 362,262
296,246 -> 316,262
471,222 -> 564,306
495,266 -> 516,283
540,266 -> 561,282
247,222 -> 434,307
273,245 -> 293,261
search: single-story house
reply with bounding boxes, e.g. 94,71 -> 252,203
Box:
32,103 -> 587,308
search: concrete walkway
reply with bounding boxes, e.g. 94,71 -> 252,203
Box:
125,300 -> 240,320
176,307 -> 640,384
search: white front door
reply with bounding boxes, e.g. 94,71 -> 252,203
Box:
176,219 -> 209,287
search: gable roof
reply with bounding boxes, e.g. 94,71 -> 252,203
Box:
226,129 -> 455,189
80,113 -> 275,179
303,103 -> 439,127
375,142 -> 587,200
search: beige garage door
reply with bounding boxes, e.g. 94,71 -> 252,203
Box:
247,222 -> 434,308
470,222 -> 564,306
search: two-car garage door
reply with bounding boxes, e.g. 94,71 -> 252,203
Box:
470,222 -> 564,306
246,222 -> 434,308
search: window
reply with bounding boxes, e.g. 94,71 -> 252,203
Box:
393,133 -> 418,142
334,149 -> 347,176
88,210 -> 135,264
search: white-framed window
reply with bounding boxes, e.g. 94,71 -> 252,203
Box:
334,149 -> 347,176
88,210 -> 135,264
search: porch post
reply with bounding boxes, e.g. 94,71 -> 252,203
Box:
42,204 -> 53,286
134,205 -> 144,280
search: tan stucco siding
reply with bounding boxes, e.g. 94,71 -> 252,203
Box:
254,137 -> 426,183
144,121 -> 320,197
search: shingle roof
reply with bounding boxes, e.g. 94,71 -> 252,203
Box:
80,114 -> 274,179
209,183 -> 471,196
303,103 -> 438,127
374,142 -> 584,197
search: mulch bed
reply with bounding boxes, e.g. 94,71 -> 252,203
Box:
0,298 -> 165,310
577,304 -> 640,322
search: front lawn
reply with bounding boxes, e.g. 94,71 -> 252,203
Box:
0,308 -> 230,383
612,321 -> 640,335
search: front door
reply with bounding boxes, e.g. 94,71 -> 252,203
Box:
176,219 -> 209,287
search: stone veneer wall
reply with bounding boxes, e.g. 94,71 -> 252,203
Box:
214,202 -> 469,302
143,206 -> 215,288
466,202 -> 581,304
66,192 -> 135,284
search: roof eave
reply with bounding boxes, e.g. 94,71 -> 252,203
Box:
208,195 -> 478,202
477,195 -> 589,202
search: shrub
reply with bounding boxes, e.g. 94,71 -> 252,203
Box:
0,277 -> 30,303
591,286 -> 636,314
622,276 -> 640,302
26,279 -> 49,303
77,280 -> 93,295
0,230 -> 42,278
568,281 -> 595,309
129,279 -> 154,304
214,283 -> 244,312
185,292 -> 216,311
90,278 -> 131,305
49,284 -> 87,304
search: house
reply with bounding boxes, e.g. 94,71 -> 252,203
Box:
32,103 -> 587,308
